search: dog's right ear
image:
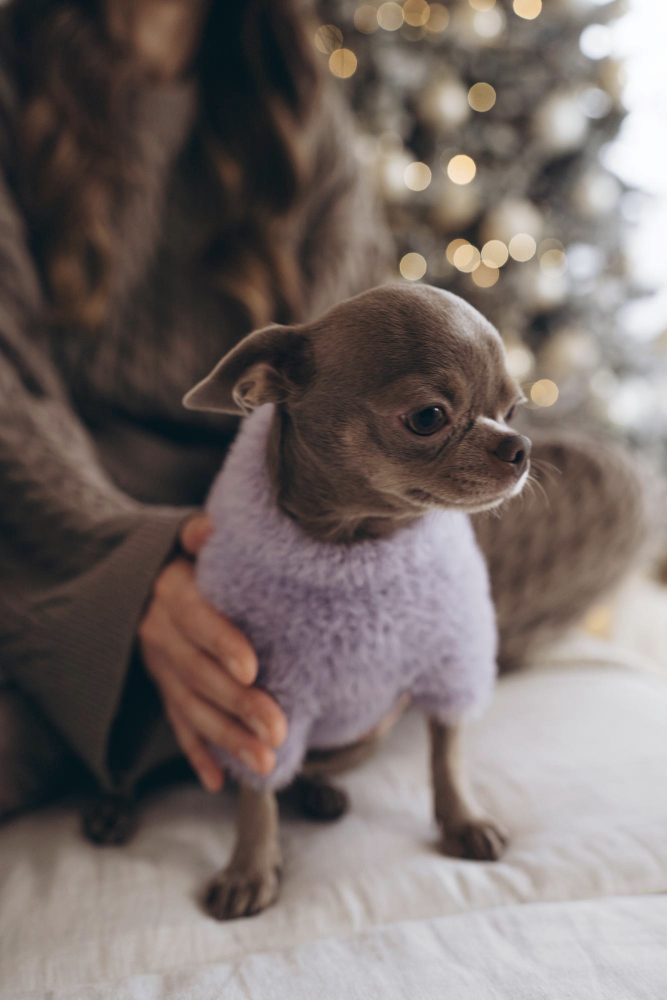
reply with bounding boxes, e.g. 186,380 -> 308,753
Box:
183,324 -> 312,415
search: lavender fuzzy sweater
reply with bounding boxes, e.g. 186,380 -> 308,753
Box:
197,405 -> 497,790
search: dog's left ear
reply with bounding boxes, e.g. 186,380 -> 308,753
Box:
183,323 -> 312,415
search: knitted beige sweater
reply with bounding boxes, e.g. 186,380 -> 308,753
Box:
0,58 -> 391,788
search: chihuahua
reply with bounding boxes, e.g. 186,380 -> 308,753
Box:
183,283 -> 530,920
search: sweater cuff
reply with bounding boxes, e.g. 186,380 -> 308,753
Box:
33,509 -> 193,788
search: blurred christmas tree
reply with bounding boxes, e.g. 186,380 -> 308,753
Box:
314,0 -> 667,447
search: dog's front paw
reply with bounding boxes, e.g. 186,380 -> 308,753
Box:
205,863 -> 281,921
439,816 -> 508,862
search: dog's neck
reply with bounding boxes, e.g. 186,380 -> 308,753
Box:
265,408 -> 422,545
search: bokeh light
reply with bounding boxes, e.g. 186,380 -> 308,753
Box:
540,249 -> 568,275
578,86 -> 612,119
447,154 -> 477,184
353,5 -> 379,33
469,0 -> 496,9
453,244 -> 481,272
446,238 -> 470,264
583,604 -> 612,638
474,8 -> 505,37
506,345 -> 534,379
537,238 -> 565,258
314,24 -> 343,54
400,252 -> 427,280
530,379 -> 559,406
471,263 -> 500,287
404,161 -> 432,191
579,23 -> 613,60
481,240 -> 509,267
508,233 -> 537,261
329,48 -> 358,78
403,0 -> 431,27
377,2 -> 404,30
468,82 -> 497,112
425,4 -> 450,32
513,0 -> 542,19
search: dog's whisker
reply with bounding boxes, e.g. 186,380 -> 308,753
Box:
526,473 -> 551,511
530,458 -> 562,486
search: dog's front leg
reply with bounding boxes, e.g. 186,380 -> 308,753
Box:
429,719 -> 508,861
205,785 -> 282,920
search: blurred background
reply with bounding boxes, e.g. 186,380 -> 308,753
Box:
314,0 -> 667,464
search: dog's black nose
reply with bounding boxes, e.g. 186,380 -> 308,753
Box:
494,434 -> 531,475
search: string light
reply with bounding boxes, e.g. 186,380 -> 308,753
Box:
354,5 -> 379,33
447,154 -> 476,185
530,379 -> 559,407
578,87 -> 612,119
481,240 -> 509,267
513,0 -> 542,19
453,244 -> 481,272
537,238 -> 564,258
329,49 -> 358,78
508,233 -> 537,261
404,161 -> 432,191
471,263 -> 499,287
403,0 -> 430,27
540,249 -> 568,275
583,604 -> 612,638
468,82 -> 496,112
425,3 -> 450,32
400,252 -> 427,280
579,23 -> 613,60
446,238 -> 470,264
377,2 -> 404,30
505,345 -> 534,379
314,25 -> 343,54
474,8 -> 505,37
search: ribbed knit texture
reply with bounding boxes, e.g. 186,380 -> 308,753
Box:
0,29 -> 391,787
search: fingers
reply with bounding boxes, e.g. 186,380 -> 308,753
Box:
165,704 -> 224,793
156,559 -> 258,684
149,605 -> 286,748
161,669 -> 276,777
141,535 -> 289,789
179,513 -> 213,557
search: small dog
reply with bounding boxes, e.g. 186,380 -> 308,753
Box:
184,283 -> 531,920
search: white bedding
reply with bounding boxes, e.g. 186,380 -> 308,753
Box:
1,577 -> 666,999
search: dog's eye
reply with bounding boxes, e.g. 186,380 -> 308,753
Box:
505,403 -> 517,422
404,406 -> 448,436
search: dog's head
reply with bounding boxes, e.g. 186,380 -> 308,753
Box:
184,284 -> 530,517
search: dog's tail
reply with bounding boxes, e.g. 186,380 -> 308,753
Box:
472,431 -> 654,671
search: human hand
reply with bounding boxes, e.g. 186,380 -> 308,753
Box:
139,514 -> 287,792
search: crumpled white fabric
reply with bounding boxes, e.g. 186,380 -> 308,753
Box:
2,576 -> 667,999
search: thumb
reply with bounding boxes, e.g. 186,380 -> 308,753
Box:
180,513 -> 213,556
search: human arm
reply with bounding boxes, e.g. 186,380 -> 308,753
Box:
0,149 -> 284,791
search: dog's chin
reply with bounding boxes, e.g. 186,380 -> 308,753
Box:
457,466 -> 530,513
407,466 -> 530,515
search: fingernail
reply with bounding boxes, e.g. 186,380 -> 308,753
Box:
203,772 -> 221,793
238,748 -> 260,772
247,715 -> 270,744
229,658 -> 249,683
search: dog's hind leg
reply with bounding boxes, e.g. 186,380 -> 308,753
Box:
429,719 -> 508,861
292,693 -> 412,820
